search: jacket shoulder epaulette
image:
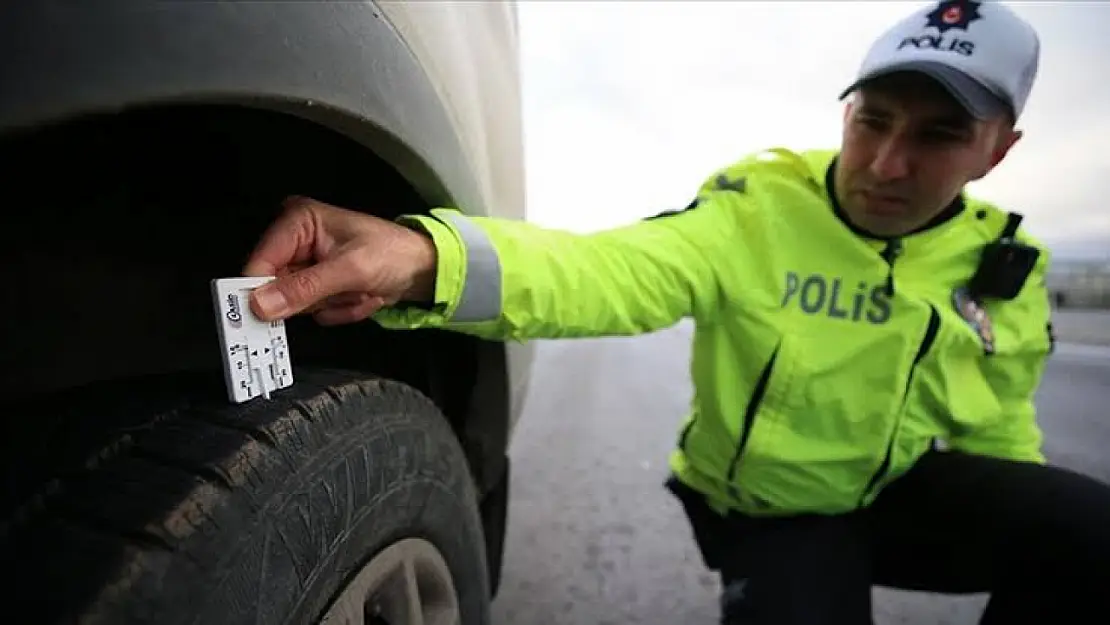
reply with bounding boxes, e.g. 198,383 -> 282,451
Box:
697,148 -> 821,198
962,195 -> 1049,256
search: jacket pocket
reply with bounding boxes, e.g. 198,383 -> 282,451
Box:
858,304 -> 941,504
731,301 -> 943,514
723,341 -> 781,502
914,312 -> 1005,441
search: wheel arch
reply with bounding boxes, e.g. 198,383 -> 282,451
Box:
0,0 -> 489,215
0,0 -> 517,579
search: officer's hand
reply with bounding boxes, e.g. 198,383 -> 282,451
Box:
243,196 -> 437,325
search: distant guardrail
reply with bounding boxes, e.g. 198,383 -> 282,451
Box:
1048,262 -> 1110,309
1052,309 -> 1110,346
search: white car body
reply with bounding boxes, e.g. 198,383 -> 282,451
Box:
380,1 -> 536,429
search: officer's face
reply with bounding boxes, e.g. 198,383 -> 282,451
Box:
836,72 -> 1021,237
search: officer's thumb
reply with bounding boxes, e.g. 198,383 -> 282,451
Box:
250,263 -> 346,322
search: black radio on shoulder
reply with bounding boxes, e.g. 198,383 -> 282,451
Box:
967,212 -> 1040,301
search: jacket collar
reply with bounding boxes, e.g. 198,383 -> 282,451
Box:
824,155 -> 966,242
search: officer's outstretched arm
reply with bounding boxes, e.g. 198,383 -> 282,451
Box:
372,193 -> 743,342
948,250 -> 1053,463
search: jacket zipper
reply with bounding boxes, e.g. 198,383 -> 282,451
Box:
880,238 -> 903,296
725,343 -> 781,497
858,305 -> 940,504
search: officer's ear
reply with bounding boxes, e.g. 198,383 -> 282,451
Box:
989,126 -> 1022,169
975,123 -> 1023,180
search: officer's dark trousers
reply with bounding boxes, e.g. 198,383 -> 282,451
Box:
668,449 -> 1110,625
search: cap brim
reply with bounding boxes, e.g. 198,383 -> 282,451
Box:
839,61 -> 1011,120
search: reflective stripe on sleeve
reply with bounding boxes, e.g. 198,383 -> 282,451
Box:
439,212 -> 503,322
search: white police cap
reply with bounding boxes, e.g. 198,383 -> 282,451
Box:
840,0 -> 1040,120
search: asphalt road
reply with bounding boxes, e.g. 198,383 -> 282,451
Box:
490,322 -> 1110,625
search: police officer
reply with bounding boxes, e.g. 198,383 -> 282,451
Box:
244,2 -> 1110,623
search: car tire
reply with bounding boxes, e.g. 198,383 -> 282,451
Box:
1,368 -> 491,625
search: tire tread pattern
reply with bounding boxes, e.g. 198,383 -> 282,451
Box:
0,368 -> 489,625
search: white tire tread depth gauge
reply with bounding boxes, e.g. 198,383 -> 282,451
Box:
211,277 -> 294,404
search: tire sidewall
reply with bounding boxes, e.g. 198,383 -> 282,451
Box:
292,444 -> 491,624
192,379 -> 492,625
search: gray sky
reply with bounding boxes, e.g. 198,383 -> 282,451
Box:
517,1 -> 1109,260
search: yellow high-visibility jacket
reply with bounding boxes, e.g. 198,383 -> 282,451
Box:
375,147 -> 1054,517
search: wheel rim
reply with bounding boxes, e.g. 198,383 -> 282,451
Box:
319,538 -> 460,625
